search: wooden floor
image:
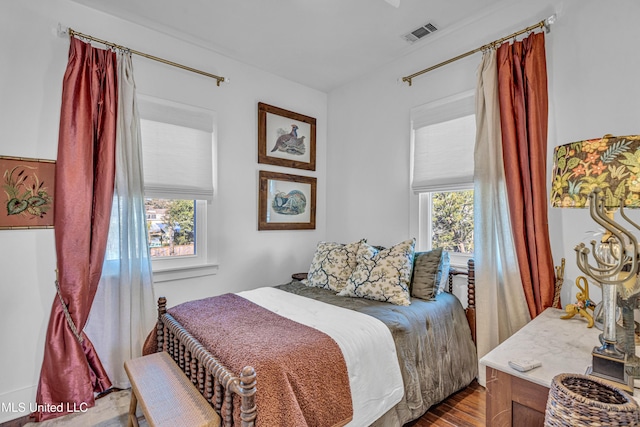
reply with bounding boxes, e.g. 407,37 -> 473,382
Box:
407,380 -> 485,427
1,381 -> 486,427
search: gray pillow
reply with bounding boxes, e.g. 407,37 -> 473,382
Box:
410,248 -> 449,300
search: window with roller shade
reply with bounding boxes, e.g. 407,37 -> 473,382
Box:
138,96 -> 214,271
411,92 -> 475,267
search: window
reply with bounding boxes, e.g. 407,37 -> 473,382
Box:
146,198 -> 196,257
419,190 -> 474,255
411,92 -> 475,267
138,96 -> 216,277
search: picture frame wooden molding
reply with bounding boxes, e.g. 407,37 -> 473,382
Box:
0,155 -> 55,229
258,102 -> 316,171
258,170 -> 316,230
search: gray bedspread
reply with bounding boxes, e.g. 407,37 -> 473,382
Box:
277,281 -> 478,426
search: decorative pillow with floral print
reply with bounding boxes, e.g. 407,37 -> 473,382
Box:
338,238 -> 416,306
303,239 -> 365,292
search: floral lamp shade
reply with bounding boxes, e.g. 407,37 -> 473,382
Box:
551,135 -> 640,208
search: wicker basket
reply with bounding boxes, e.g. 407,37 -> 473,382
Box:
545,373 -> 640,426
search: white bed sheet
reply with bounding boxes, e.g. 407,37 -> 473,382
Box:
238,287 -> 404,427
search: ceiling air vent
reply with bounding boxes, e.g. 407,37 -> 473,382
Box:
402,22 -> 438,43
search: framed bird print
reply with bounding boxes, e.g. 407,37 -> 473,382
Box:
258,170 -> 316,230
258,102 -> 316,171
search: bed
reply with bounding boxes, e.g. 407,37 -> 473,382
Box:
146,241 -> 478,427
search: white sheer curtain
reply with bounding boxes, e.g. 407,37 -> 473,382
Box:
85,51 -> 156,388
474,49 -> 531,386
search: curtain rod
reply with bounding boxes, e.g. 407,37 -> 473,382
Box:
401,14 -> 556,86
64,27 -> 227,86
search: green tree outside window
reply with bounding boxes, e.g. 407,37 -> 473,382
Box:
432,190 -> 474,254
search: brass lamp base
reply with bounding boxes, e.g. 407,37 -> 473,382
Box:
589,347 -> 634,393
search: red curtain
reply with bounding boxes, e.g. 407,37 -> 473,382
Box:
497,32 -> 555,318
34,37 -> 117,421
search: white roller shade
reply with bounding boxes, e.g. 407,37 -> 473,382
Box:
411,92 -> 475,194
138,97 -> 214,201
138,97 -> 213,133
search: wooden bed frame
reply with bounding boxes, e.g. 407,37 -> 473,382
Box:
155,259 -> 476,427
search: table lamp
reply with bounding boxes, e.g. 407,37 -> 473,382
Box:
551,134 -> 640,392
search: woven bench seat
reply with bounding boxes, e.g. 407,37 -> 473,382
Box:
124,352 -> 221,427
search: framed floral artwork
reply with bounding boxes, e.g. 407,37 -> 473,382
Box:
258,171 -> 316,230
258,102 -> 316,171
0,156 -> 55,229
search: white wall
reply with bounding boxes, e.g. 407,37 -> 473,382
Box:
0,1 -> 327,422
547,0 -> 640,302
326,0 -> 557,246
326,0 -> 640,313
3,0 -> 640,422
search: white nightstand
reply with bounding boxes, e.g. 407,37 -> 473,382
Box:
480,307 -> 602,426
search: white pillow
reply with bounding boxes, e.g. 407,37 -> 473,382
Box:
303,239 -> 365,292
338,238 -> 416,306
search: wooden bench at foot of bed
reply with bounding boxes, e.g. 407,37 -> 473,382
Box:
124,351 -> 222,427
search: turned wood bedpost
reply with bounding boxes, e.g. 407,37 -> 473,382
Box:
466,259 -> 476,344
157,296 -> 167,353
448,262 -> 476,345
239,366 -> 257,427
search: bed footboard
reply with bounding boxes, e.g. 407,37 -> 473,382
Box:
156,297 -> 257,427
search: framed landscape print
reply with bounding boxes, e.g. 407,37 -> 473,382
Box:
0,156 -> 55,229
258,102 -> 316,171
258,171 -> 316,230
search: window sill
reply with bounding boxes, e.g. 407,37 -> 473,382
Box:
152,263 -> 219,283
